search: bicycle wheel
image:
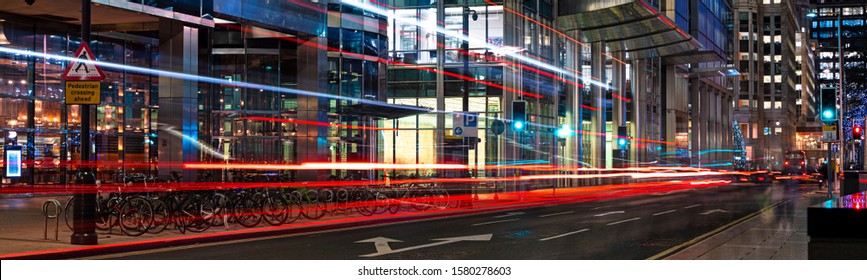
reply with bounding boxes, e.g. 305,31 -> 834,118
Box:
300,190 -> 326,220
96,196 -> 116,232
64,196 -> 75,231
209,192 -> 229,227
262,192 -> 289,226
355,189 -> 376,216
233,193 -> 262,228
319,189 -> 335,214
147,198 -> 169,234
119,196 -> 153,237
182,194 -> 213,233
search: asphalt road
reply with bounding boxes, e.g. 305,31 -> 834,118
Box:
105,182 -> 822,260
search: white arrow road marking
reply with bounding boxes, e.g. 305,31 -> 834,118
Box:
699,209 -> 729,215
355,237 -> 403,255
539,228 -> 589,241
653,209 -> 677,216
684,204 -> 702,209
494,212 -> 525,218
607,217 -> 641,226
472,218 -> 520,226
539,211 -> 574,218
358,234 -> 493,257
594,211 -> 625,217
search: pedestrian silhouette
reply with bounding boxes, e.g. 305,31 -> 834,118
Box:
75,51 -> 91,73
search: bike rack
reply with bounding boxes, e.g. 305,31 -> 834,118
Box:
42,199 -> 62,241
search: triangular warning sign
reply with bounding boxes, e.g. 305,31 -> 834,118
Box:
62,42 -> 106,81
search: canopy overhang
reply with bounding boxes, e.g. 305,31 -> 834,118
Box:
558,0 -> 702,61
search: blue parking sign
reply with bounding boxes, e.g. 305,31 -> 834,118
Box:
464,113 -> 477,127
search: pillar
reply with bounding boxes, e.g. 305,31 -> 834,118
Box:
591,41 -> 606,168
158,19 -> 198,181
631,59 -> 645,165
296,35 -> 330,181
689,77 -> 700,167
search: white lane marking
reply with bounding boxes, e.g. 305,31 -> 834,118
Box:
653,209 -> 677,216
699,209 -> 729,215
472,218 -> 520,226
493,212 -> 525,218
539,228 -> 590,241
684,204 -> 702,209
607,217 -> 641,226
591,206 -> 610,210
594,211 -> 625,217
539,211 -> 574,218
358,234 -> 493,257
355,237 -> 402,255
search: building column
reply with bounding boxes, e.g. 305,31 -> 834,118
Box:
157,19 -> 198,181
664,65 -> 678,157
689,76 -> 700,166
612,51 -> 625,166
714,91 -> 728,162
591,41 -> 607,168
569,30 -> 582,168
296,35 -> 330,181
631,59 -> 645,165
709,90 -> 718,164
700,84 -> 710,167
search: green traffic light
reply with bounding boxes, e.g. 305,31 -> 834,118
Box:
513,121 -> 524,131
556,125 -> 571,138
822,109 -> 834,120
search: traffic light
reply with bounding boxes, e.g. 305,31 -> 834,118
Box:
145,132 -> 157,145
556,124 -> 572,138
854,125 -> 863,139
617,126 -> 629,149
820,88 -> 837,123
512,100 -> 527,132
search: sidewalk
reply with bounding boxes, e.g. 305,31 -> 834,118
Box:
664,187 -> 831,260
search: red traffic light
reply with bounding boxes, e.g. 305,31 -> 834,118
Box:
854,126 -> 863,139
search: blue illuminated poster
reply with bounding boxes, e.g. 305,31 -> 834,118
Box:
6,149 -> 21,178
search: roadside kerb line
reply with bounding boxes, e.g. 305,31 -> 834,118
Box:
646,200 -> 788,260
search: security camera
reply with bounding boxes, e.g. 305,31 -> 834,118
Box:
25,0 -> 36,6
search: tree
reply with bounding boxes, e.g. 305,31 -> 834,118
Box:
732,120 -> 748,170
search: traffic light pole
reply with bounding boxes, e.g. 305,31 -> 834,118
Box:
462,1 -> 475,177
71,0 -> 97,245
828,141 -> 834,198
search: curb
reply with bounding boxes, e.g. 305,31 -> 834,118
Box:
645,200 -> 788,260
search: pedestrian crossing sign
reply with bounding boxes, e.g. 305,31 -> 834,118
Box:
61,42 -> 105,81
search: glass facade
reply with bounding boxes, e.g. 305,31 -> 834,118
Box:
0,15 -> 160,184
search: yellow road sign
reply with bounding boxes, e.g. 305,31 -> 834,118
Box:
65,81 -> 101,105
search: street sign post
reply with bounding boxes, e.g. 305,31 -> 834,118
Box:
822,125 -> 837,142
66,7 -> 103,246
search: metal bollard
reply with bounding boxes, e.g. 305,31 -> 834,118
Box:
42,199 -> 62,241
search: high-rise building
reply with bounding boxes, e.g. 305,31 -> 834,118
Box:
732,0 -> 811,169
808,0 -> 867,170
